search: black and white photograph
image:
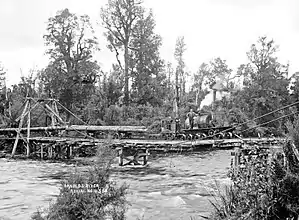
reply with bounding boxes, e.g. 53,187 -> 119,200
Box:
0,0 -> 299,219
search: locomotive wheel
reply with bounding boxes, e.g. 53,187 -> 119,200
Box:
167,134 -> 172,140
201,133 -> 207,139
225,132 -> 233,139
171,134 -> 176,140
113,133 -> 120,139
216,132 -> 225,139
188,134 -> 193,140
180,134 -> 186,140
208,130 -> 214,137
163,134 -> 168,140
195,134 -> 201,139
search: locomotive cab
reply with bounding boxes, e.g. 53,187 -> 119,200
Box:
161,118 -> 172,132
161,117 -> 181,139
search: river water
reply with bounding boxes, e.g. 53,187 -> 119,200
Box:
0,149 -> 232,220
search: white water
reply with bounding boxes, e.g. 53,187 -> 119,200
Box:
0,150 -> 232,220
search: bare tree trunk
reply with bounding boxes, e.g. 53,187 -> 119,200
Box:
124,43 -> 129,105
174,69 -> 179,119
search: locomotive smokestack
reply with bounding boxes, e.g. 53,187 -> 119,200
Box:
213,90 -> 216,104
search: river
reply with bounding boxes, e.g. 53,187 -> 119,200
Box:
0,149 -> 232,220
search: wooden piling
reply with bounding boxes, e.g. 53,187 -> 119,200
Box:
118,147 -> 123,166
70,145 -> 73,158
234,147 -> 241,173
48,145 -> 53,159
144,148 -> 149,165
66,145 -> 72,159
41,144 -> 43,159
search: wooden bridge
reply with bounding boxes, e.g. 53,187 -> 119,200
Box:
0,97 -> 286,166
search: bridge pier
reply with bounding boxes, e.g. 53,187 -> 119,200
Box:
40,144 -> 44,159
117,146 -> 150,166
48,145 -> 53,159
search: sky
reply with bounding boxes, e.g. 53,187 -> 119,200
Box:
0,0 -> 299,88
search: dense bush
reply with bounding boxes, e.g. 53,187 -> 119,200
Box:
31,144 -> 128,220
210,113 -> 299,220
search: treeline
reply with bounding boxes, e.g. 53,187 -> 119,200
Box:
1,0 -> 299,134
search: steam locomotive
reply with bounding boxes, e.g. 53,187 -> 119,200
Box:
158,111 -> 236,140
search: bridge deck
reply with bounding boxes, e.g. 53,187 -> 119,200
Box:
0,135 -> 285,149
0,125 -> 148,133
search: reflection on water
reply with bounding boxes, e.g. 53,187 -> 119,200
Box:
0,149 -> 232,220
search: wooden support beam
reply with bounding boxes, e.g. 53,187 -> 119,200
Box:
48,145 -> 53,159
50,101 -> 55,127
291,142 -> 299,162
40,144 -> 44,159
66,145 -> 71,159
26,100 -> 31,157
234,147 -> 241,173
44,104 -> 65,125
11,100 -> 29,157
15,101 -> 39,122
116,147 -> 150,166
54,101 -> 60,121
19,132 -> 29,145
69,145 -> 73,158
118,147 -> 123,166
144,149 -> 149,165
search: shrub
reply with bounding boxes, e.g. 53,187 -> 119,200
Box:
286,115 -> 299,151
210,142 -> 299,220
31,143 -> 129,220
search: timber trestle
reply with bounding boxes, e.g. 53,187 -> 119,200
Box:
0,97 -> 287,167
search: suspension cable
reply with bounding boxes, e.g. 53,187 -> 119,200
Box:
232,100 -> 299,130
240,110 -> 299,134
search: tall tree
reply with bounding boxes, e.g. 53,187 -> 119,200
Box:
191,63 -> 211,109
232,36 -> 290,131
210,57 -> 235,90
0,63 -> 6,94
0,63 -> 7,120
174,36 -> 187,98
100,0 -> 144,105
41,8 -> 100,112
290,72 -> 299,104
102,66 -> 123,107
165,62 -> 174,102
129,10 -> 165,106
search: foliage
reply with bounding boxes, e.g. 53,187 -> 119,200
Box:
209,57 -> 235,90
174,36 -> 187,99
0,63 -> 6,92
210,116 -> 299,220
190,57 -> 235,111
289,72 -> 299,105
191,63 -> 211,110
207,36 -> 292,136
100,0 -> 144,105
40,8 -> 100,113
232,36 -> 290,127
209,182 -> 238,220
31,144 -> 129,220
102,104 -> 168,127
130,10 -> 166,106
286,115 -> 299,148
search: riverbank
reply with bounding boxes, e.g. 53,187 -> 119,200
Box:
209,137 -> 299,219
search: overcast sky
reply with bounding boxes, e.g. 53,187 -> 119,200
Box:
0,0 -> 298,87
